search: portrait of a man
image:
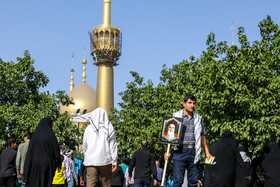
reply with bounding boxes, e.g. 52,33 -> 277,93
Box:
163,123 -> 178,139
160,116 -> 183,145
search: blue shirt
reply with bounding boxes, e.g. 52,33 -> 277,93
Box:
181,113 -> 206,145
156,166 -> 163,181
119,163 -> 128,176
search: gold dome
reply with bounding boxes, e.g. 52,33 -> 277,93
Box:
59,83 -> 97,115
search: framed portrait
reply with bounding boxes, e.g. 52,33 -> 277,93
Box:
159,116 -> 183,145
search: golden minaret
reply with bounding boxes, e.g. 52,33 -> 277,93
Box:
70,68 -> 74,91
69,52 -> 75,91
91,0 -> 122,115
82,48 -> 87,84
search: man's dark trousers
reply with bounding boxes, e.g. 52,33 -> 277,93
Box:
134,178 -> 151,187
173,148 -> 200,187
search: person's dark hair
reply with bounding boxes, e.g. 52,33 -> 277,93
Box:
7,138 -> 16,147
141,140 -> 149,149
183,94 -> 196,102
24,132 -> 32,140
121,156 -> 127,163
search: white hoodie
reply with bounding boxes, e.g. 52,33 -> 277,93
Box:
71,108 -> 118,166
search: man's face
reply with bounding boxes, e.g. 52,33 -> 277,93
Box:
168,124 -> 175,132
183,99 -> 196,113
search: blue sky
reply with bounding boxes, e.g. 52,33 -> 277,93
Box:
1,0 -> 279,109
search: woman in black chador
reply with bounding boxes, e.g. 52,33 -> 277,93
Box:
261,142 -> 280,187
24,117 -> 61,187
235,146 -> 253,187
204,131 -> 249,187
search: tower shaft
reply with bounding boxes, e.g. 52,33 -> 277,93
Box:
70,69 -> 74,91
96,65 -> 114,115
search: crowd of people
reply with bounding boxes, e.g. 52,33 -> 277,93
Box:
0,95 -> 280,187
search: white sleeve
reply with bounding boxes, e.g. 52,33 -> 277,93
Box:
83,127 -> 88,154
125,168 -> 129,186
125,168 -> 128,178
108,123 -> 118,165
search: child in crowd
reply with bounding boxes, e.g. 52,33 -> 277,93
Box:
52,155 -> 66,187
66,150 -> 78,187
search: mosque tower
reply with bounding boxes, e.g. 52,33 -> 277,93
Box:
90,0 -> 122,115
59,52 -> 97,115
69,52 -> 74,91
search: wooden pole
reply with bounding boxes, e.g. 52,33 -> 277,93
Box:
161,143 -> 171,187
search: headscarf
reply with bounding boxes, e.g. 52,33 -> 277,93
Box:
261,142 -> 280,186
24,117 -> 61,187
71,107 -> 114,137
238,146 -> 251,164
65,149 -> 74,157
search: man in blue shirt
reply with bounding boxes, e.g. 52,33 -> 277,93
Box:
155,161 -> 163,186
165,94 -> 212,187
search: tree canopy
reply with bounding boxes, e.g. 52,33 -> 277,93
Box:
112,16 -> 280,162
0,51 -> 78,152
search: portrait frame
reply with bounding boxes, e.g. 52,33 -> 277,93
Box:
159,116 -> 183,145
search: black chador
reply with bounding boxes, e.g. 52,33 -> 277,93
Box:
261,142 -> 280,187
24,117 -> 61,187
204,131 -> 248,187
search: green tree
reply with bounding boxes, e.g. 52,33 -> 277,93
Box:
112,15 -> 280,162
0,51 -> 79,152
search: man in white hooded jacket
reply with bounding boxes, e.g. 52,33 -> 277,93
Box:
71,107 -> 118,187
